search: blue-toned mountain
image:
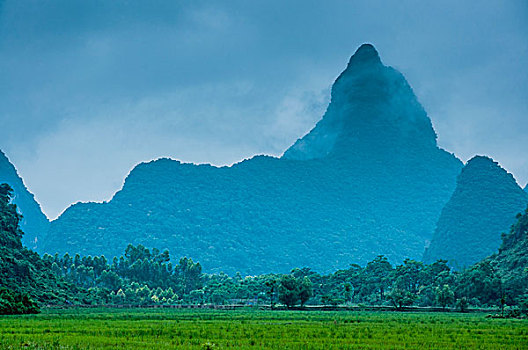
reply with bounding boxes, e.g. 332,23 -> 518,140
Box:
0,150 -> 49,248
41,44 -> 463,274
423,156 -> 528,268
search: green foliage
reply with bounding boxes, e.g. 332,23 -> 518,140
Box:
471,206 -> 528,307
277,274 -> 313,308
456,297 -> 469,312
388,288 -> 416,310
4,172 -> 527,310
0,288 -> 39,315
435,284 -> 455,309
455,261 -> 502,306
45,244 -> 205,305
0,184 -> 78,306
364,255 -> 393,303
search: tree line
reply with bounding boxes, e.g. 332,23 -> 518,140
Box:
44,243 -> 527,314
1,182 -> 527,315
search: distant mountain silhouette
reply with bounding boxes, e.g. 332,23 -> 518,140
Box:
423,156 -> 528,268
41,44 -> 463,274
0,150 -> 49,248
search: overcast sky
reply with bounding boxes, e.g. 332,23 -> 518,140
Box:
1,0 -> 527,219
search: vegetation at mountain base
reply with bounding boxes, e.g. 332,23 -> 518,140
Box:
41,44 -> 462,274
0,184 -> 85,313
0,150 -> 49,249
0,288 -> 39,315
482,205 -> 528,313
3,178 -> 528,316
1,308 -> 527,349
45,241 -> 528,312
424,156 -> 528,268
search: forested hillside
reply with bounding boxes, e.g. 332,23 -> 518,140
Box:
3,179 -> 527,312
0,184 -> 76,312
486,206 -> 528,304
424,156 -> 528,268
41,44 -> 462,274
0,150 -> 49,248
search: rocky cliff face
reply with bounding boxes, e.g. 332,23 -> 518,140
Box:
41,44 -> 462,274
424,156 -> 528,268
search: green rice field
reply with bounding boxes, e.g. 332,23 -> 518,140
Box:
0,308 -> 526,349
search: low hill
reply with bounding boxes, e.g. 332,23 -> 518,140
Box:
423,156 -> 528,268
41,44 -> 462,274
0,150 -> 49,249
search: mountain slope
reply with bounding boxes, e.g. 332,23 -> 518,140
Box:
0,150 -> 49,248
423,156 -> 528,268
485,205 -> 528,303
41,44 -> 462,274
0,184 -> 71,303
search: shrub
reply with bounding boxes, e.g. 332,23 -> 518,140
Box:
0,288 -> 40,315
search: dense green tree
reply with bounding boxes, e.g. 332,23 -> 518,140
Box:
0,288 -> 39,315
97,270 -> 122,291
277,274 -> 313,308
388,288 -> 416,310
435,284 -> 455,309
393,259 -> 423,294
265,277 -> 279,307
364,256 -> 393,303
278,275 -> 300,308
0,183 -> 79,308
299,277 -> 313,307
175,257 -> 203,295
455,261 -> 501,306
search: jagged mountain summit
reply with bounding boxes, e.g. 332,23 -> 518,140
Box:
284,44 -> 436,161
41,44 -> 462,274
423,156 -> 528,268
0,150 -> 49,248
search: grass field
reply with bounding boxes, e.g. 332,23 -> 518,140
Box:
0,308 -> 527,349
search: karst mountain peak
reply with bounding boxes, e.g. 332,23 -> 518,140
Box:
283,43 -> 439,161
40,44 -> 463,274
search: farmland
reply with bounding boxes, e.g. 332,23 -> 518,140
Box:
0,308 -> 526,349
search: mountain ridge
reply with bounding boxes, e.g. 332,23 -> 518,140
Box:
41,44 -> 463,274
423,155 -> 528,268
